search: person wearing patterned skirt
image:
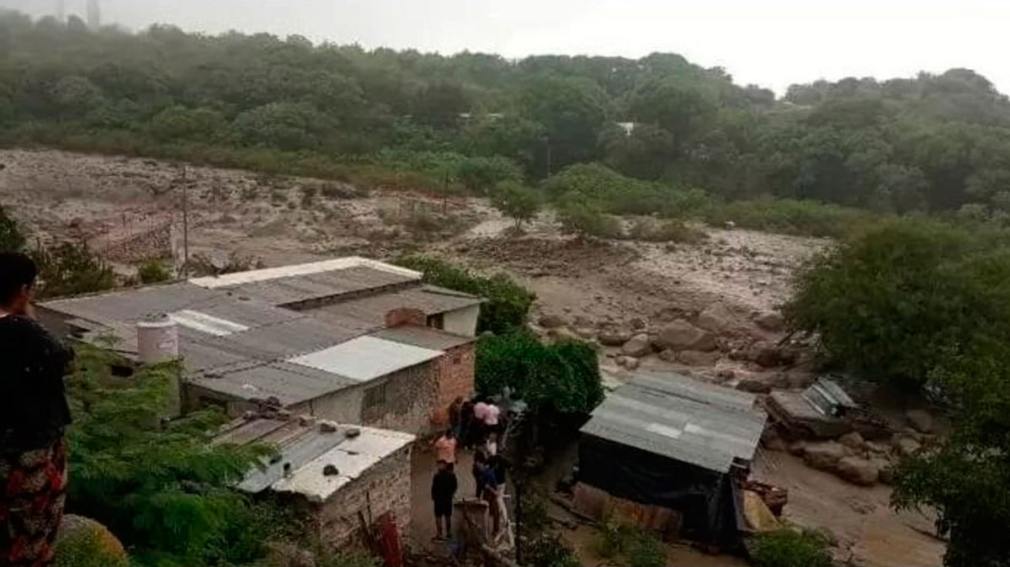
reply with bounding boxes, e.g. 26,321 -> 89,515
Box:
1,253 -> 75,567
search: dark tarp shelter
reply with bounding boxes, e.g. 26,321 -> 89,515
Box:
578,372 -> 767,545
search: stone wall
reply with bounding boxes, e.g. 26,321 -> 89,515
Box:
431,343 -> 476,427
313,444 -> 413,549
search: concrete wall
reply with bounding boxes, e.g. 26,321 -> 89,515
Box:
442,305 -> 480,337
430,343 -> 476,427
312,444 -> 413,549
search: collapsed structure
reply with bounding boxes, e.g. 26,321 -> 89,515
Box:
575,371 -> 768,545
40,257 -> 480,434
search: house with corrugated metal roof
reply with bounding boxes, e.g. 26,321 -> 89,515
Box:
39,257 -> 481,434
575,371 -> 767,546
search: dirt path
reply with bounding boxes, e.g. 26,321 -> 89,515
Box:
754,449 -> 944,567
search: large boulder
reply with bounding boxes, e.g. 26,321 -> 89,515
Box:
621,334 -> 653,357
598,328 -> 633,347
748,341 -> 797,368
617,356 -> 641,371
838,431 -> 866,451
696,303 -> 739,334
803,441 -> 848,472
55,515 -> 129,567
736,377 -> 771,394
905,409 -> 934,434
835,457 -> 880,486
678,350 -> 722,367
894,436 -> 922,457
655,320 -> 718,352
754,311 -> 786,332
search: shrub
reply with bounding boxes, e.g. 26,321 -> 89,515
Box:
476,331 -> 603,415
556,201 -> 621,238
31,241 -> 117,299
626,218 -> 707,243
0,204 -> 26,252
491,181 -> 541,228
457,155 -> 523,194
749,530 -> 832,567
704,197 -> 878,238
137,259 -> 172,284
395,255 -> 535,334
187,251 -> 265,277
592,520 -> 665,567
54,516 -> 130,567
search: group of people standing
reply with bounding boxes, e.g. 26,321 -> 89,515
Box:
429,396 -> 509,541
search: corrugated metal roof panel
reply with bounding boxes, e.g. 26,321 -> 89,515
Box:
42,282 -> 221,325
581,373 -> 766,474
289,336 -> 442,383
372,326 -> 474,351
190,257 -> 420,289
306,286 -> 480,327
190,360 -> 358,405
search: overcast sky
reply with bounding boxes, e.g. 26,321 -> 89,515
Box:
4,0 -> 1009,95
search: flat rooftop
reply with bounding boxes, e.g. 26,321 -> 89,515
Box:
581,372 -> 767,474
215,415 -> 415,503
41,257 -> 479,406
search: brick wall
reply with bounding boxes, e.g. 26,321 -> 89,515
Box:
313,444 -> 413,549
430,343 -> 476,427
361,362 -> 439,434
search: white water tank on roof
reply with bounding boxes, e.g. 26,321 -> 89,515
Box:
137,314 -> 179,364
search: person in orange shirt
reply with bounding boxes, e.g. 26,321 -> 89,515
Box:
433,428 -> 458,464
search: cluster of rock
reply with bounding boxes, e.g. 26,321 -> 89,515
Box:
764,409 -> 938,487
535,301 -> 799,377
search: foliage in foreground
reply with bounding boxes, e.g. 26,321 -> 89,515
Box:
593,520 -> 666,567
517,491 -> 581,567
67,346 -> 273,566
476,331 -> 603,415
892,347 -> 1010,567
137,259 -> 173,284
32,241 -> 117,299
787,218 -> 1010,566
785,219 -> 1010,386
749,529 -> 833,567
394,255 -> 535,334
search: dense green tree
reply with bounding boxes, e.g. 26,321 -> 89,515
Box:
476,331 -> 603,415
491,181 -> 541,228
519,75 -> 610,174
67,347 -> 273,566
456,155 -> 523,194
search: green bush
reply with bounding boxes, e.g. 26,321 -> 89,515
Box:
137,259 -> 172,284
556,201 -> 621,238
749,530 -> 832,567
785,218 -> 1010,386
592,520 -> 665,567
491,181 -> 541,227
457,155 -> 524,194
476,331 -> 603,415
54,516 -> 130,567
704,197 -> 879,238
395,255 -> 535,334
31,241 -> 117,299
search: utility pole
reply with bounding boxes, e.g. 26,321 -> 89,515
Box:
181,166 -> 190,277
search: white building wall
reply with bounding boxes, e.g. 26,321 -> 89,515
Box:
442,305 -> 480,337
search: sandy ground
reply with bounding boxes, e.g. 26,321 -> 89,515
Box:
754,450 -> 944,567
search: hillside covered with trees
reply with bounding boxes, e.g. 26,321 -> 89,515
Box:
4,9 -> 1010,222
